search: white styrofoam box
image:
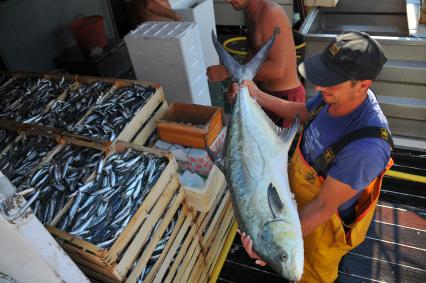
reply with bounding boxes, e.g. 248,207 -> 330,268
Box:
173,0 -> 219,67
125,22 -> 211,105
213,0 -> 294,26
304,0 -> 339,7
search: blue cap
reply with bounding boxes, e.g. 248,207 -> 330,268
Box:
298,31 -> 387,87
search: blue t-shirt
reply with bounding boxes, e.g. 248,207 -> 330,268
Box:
301,90 -> 391,220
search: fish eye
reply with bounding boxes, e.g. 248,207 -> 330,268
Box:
281,252 -> 288,262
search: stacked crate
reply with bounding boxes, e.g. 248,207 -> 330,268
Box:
47,142 -> 182,283
0,72 -> 168,147
0,71 -> 235,283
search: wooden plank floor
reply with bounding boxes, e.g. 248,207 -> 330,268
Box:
218,173 -> 426,283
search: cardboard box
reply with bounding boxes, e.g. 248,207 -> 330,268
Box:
182,165 -> 226,212
155,126 -> 226,176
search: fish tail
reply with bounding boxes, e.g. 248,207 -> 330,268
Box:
211,29 -> 278,82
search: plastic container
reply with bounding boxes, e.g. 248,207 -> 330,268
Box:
69,15 -> 108,52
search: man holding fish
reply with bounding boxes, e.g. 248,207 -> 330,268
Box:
231,31 -> 394,282
207,0 -> 305,127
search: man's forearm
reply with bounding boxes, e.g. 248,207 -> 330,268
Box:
146,0 -> 179,20
299,196 -> 336,237
255,90 -> 309,123
298,176 -> 359,237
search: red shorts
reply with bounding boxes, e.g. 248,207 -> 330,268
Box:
263,85 -> 306,128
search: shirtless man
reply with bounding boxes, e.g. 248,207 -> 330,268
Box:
132,0 -> 181,23
207,0 -> 305,127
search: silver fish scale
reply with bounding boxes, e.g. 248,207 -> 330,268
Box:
136,207 -> 181,282
0,77 -> 40,110
0,129 -> 17,152
0,73 -> 12,86
57,149 -> 168,248
0,77 -> 73,123
40,81 -> 112,130
71,84 -> 156,141
0,135 -> 57,187
19,144 -> 103,224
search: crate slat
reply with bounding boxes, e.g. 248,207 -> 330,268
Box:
200,191 -> 230,247
174,240 -> 202,283
106,160 -> 177,263
151,213 -> 195,283
78,264 -> 118,283
47,226 -> 105,256
62,242 -> 111,269
194,185 -> 227,229
131,101 -> 168,147
116,87 -> 166,142
188,254 -> 207,283
206,205 -> 234,275
125,189 -> 185,282
202,194 -> 232,252
114,177 -> 180,278
163,228 -> 200,283
142,205 -> 189,283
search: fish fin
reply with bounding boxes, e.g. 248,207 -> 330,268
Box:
211,29 -> 277,82
211,30 -> 242,82
267,183 -> 285,218
277,114 -> 300,149
205,145 -> 226,174
243,29 -> 278,80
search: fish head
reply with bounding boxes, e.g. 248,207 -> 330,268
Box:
260,219 -> 304,281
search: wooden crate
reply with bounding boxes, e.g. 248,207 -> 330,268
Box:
10,73 -> 77,118
134,201 -> 200,283
156,102 -> 223,149
182,165 -> 227,212
46,142 -> 183,282
159,222 -> 204,283
0,128 -> 61,187
72,79 -> 166,144
193,186 -> 235,279
420,7 -> 426,24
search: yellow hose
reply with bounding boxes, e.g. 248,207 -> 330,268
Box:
208,220 -> 238,283
223,36 -> 248,56
385,170 -> 426,184
295,41 -> 305,50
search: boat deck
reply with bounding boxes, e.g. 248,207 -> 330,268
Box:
218,148 -> 426,283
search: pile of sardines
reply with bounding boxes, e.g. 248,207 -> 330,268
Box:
0,73 -> 11,86
41,81 -> 112,130
19,144 -> 104,224
54,148 -> 168,248
72,84 -> 156,141
1,75 -> 157,143
0,77 -> 73,123
0,135 -> 57,187
0,128 -> 17,152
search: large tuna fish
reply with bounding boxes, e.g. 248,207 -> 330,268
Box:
210,30 -> 304,281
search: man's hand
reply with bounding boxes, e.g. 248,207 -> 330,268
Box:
207,65 -> 229,82
241,80 -> 261,100
173,13 -> 182,21
238,229 -> 267,266
227,83 -> 238,104
228,80 -> 261,104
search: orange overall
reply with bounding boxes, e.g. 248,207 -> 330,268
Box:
289,135 -> 393,283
